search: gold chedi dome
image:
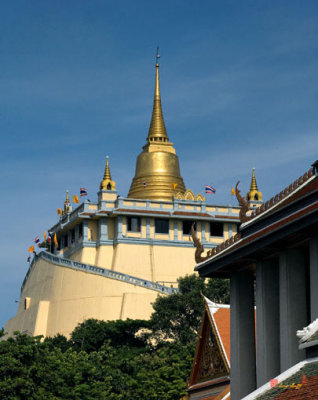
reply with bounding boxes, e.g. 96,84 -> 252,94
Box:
128,58 -> 186,201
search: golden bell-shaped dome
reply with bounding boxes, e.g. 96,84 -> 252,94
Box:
128,58 -> 186,201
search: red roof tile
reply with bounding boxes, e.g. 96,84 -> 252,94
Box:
213,308 -> 231,363
275,374 -> 318,399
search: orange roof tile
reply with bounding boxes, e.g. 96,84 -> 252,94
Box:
213,308 -> 231,363
275,374 -> 318,399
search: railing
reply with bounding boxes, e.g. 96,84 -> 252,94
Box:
21,251 -> 179,295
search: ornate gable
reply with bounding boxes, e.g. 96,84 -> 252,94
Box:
189,299 -> 230,386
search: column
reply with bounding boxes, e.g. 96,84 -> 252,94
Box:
201,222 -> 206,243
99,218 -> 108,242
117,216 -> 123,239
83,220 -> 89,242
146,218 -> 150,239
310,236 -> 318,320
174,220 -> 178,241
279,249 -> 307,372
230,271 -> 256,400
256,258 -> 280,387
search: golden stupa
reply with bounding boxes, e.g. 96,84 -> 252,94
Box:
246,168 -> 263,202
128,56 -> 186,201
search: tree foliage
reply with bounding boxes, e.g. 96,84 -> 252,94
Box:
150,274 -> 229,344
0,274 -> 229,399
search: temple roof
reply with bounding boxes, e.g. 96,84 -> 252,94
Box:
188,297 -> 230,399
244,360 -> 318,400
195,163 -> 318,278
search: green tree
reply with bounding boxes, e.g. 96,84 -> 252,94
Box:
150,274 -> 229,345
70,318 -> 150,353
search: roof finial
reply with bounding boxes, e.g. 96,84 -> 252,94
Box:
147,47 -> 168,142
63,190 -> 72,214
250,168 -> 258,191
156,46 -> 160,66
246,168 -> 263,206
65,190 -> 70,204
100,156 -> 116,191
104,156 -> 112,181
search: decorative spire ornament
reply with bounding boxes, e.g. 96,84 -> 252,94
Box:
128,51 -> 186,200
100,156 -> 116,191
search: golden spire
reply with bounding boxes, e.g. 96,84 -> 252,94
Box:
147,47 -> 168,143
246,168 -> 262,206
63,190 -> 71,214
100,156 -> 116,191
127,50 -> 186,201
250,168 -> 258,191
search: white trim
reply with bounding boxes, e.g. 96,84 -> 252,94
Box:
300,339 -> 318,350
204,297 -> 230,369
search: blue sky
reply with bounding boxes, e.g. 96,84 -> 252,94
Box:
1,0 -> 317,328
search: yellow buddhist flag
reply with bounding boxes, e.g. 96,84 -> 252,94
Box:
172,183 -> 178,190
44,231 -> 47,244
28,245 -> 34,253
231,187 -> 236,195
73,195 -> 79,204
57,208 -> 62,215
54,233 -> 59,249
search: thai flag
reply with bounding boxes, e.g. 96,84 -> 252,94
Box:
142,181 -> 146,188
80,188 -> 87,197
205,185 -> 216,194
48,232 -> 52,243
34,236 -> 40,246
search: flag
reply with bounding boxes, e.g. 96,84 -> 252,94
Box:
172,183 -> 178,190
205,185 -> 216,194
80,188 -> 87,197
27,256 -> 31,263
57,208 -> 62,215
44,231 -> 47,244
48,232 -> 52,243
28,245 -> 34,253
34,236 -> 40,246
73,195 -> 79,203
231,187 -> 236,195
54,233 -> 59,249
142,181 -> 146,188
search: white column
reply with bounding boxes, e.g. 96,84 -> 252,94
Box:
256,258 -> 280,387
310,236 -> 318,320
279,249 -> 307,372
230,271 -> 256,400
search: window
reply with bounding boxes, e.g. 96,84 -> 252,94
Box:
210,222 -> 223,237
127,216 -> 141,232
183,220 -> 196,235
155,218 -> 169,234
